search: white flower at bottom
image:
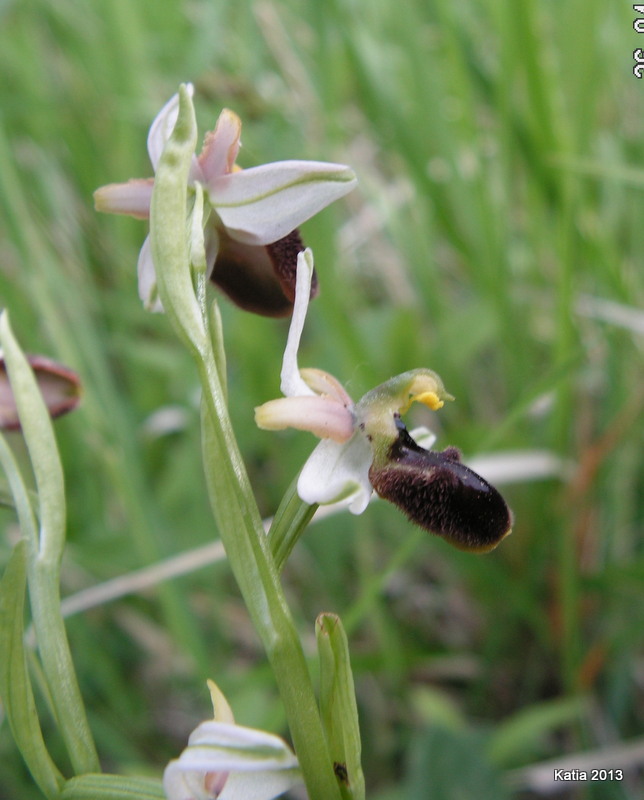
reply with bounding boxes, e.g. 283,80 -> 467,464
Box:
164,681 -> 301,800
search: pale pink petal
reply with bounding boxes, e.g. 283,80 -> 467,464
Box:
255,396 -> 355,443
300,368 -> 354,407
198,109 -> 242,180
298,435 -> 373,513
93,179 -> 154,219
208,160 -> 357,245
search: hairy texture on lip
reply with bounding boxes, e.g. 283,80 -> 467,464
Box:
212,228 -> 317,317
265,229 -> 318,305
369,425 -> 512,552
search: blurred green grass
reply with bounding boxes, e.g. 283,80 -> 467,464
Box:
0,0 -> 643,798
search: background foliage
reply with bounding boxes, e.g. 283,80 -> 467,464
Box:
0,0 -> 642,798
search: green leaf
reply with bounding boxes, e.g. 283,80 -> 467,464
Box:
0,312 -> 100,774
59,773 -> 166,799
0,310 -> 66,563
316,613 -> 365,800
410,685 -> 466,732
404,725 -> 509,800
0,540 -> 64,798
486,695 -> 589,767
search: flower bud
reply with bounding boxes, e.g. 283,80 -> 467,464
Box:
0,354 -> 81,431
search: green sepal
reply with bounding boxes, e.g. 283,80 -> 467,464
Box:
316,613 -> 365,800
0,540 -> 65,799
58,773 -> 166,799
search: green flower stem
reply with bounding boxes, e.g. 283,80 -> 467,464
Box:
0,313 -> 100,775
199,365 -> 342,800
151,86 -> 342,800
268,475 -> 318,573
207,298 -> 227,403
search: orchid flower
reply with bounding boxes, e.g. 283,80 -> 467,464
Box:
0,351 -> 81,431
163,680 -> 302,800
255,250 -> 513,552
94,84 -> 357,315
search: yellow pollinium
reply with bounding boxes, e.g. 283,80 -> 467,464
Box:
409,390 -> 444,412
400,373 -> 453,414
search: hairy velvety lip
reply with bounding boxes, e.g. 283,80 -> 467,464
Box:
212,228 -> 317,317
369,423 -> 513,552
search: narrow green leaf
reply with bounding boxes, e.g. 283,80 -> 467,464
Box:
0,311 -> 66,563
59,773 -> 165,799
316,613 -> 365,800
0,540 -> 64,798
404,726 -> 509,800
486,695 -> 589,767
0,312 -> 100,774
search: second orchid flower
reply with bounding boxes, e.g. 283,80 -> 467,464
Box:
255,250 -> 513,553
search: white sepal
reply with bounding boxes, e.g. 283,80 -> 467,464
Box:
298,434 -> 373,514
148,83 -> 195,169
209,161 -> 357,246
137,235 -> 163,312
163,720 -> 301,800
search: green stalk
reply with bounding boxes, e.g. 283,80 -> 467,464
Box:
268,475 -> 319,573
150,85 -> 341,800
0,313 -> 100,775
200,401 -> 341,800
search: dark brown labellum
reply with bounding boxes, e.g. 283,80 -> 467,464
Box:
211,228 -> 318,317
369,421 -> 512,552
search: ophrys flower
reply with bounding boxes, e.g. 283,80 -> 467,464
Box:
94,85 -> 357,315
255,251 -> 512,552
